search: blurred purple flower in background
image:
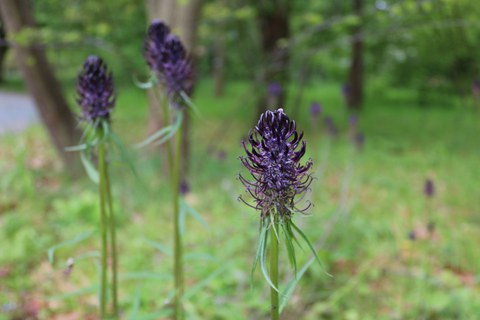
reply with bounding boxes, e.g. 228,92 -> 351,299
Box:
342,83 -> 351,101
354,132 -> 365,151
424,178 -> 435,198
217,150 -> 226,161
267,82 -> 282,97
324,116 -> 338,137
180,180 -> 190,195
310,102 -> 322,118
144,20 -> 193,102
76,56 -> 115,122
472,79 -> 480,97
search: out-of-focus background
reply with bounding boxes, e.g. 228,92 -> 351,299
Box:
1,0 -> 480,319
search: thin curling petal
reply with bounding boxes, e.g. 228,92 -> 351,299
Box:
239,108 -> 313,219
76,56 -> 115,122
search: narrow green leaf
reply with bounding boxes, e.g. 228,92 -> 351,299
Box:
260,228 -> 280,293
120,272 -> 170,281
128,285 -> 143,320
48,284 -> 97,301
251,224 -> 267,280
180,91 -> 201,117
132,73 -> 157,89
135,126 -> 174,148
279,258 -> 315,313
183,264 -> 228,300
143,238 -> 172,256
109,131 -> 138,178
269,213 -> 280,245
80,151 -> 99,184
181,199 -> 208,229
48,230 -> 95,265
153,112 -> 183,146
281,223 -> 297,274
290,221 -> 330,275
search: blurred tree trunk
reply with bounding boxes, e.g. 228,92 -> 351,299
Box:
213,31 -> 225,97
0,18 -> 8,83
145,0 -> 203,176
0,0 -> 80,173
347,0 -> 364,110
256,1 -> 290,116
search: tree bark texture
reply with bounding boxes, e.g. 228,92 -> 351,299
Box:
0,19 -> 8,83
0,0 -> 81,172
145,0 -> 202,177
256,2 -> 290,116
347,0 -> 364,110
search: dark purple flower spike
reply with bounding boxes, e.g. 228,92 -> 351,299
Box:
310,102 -> 322,117
424,179 -> 435,198
239,108 -> 313,219
144,20 -> 193,103
240,108 -> 323,309
76,56 -> 115,122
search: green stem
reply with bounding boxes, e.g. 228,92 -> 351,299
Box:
97,130 -> 108,319
173,112 -> 184,320
270,218 -> 280,320
104,167 -> 118,317
160,90 -> 174,176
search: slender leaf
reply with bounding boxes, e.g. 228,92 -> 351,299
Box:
183,264 -> 228,300
290,221 -> 331,276
181,199 -> 208,229
48,285 -> 97,301
279,258 -> 315,313
260,228 -> 280,293
48,230 -> 95,265
143,238 -> 172,256
180,91 -> 201,117
281,223 -> 297,274
135,126 -> 174,148
252,223 -> 267,280
80,151 -> 99,184
120,272 -> 170,281
132,74 -> 157,89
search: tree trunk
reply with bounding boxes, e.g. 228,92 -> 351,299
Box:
145,0 -> 202,177
347,0 -> 364,110
0,0 -> 81,172
213,31 -> 225,97
0,20 -> 7,83
256,2 -> 290,116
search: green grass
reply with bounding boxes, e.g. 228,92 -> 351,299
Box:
0,79 -> 479,319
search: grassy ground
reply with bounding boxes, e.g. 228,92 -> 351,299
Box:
0,79 -> 479,319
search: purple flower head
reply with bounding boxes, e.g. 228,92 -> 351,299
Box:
144,20 -> 193,103
310,102 -> 322,117
180,180 -> 190,195
76,56 -> 115,122
342,83 -> 351,99
424,178 -> 435,198
144,20 -> 171,72
324,116 -> 338,137
239,108 -> 313,219
267,82 -> 282,97
217,150 -> 226,161
354,132 -> 365,150
349,115 -> 358,127
472,79 -> 480,94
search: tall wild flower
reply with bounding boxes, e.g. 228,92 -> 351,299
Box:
142,20 -> 196,319
240,108 -> 322,319
76,56 -> 119,318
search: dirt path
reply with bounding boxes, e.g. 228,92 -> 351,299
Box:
0,91 -> 38,134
